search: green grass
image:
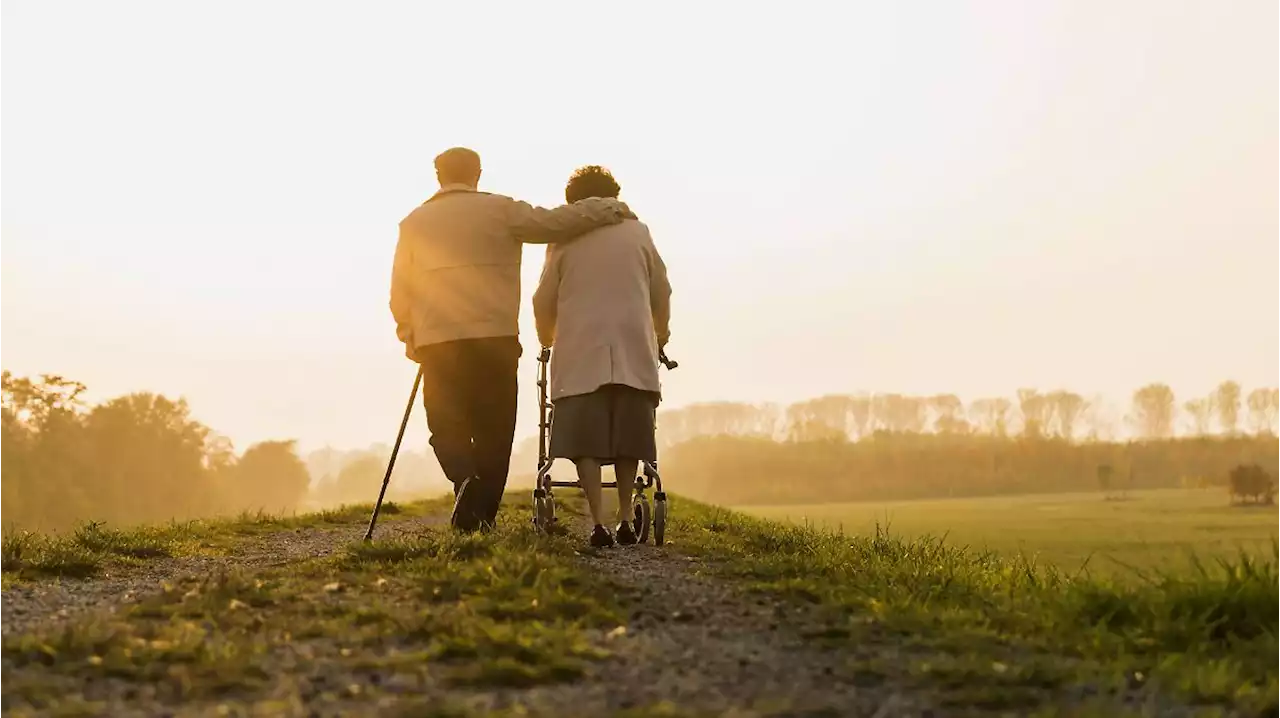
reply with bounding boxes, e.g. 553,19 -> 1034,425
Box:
204,496 -> 448,536
1,521 -> 189,580
0,498 -> 451,581
674,496 -> 1279,715
739,488 -> 1279,575
2,502 -> 623,714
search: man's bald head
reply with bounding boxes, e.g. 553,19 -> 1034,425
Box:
435,147 -> 482,188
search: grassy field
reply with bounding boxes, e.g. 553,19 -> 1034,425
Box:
3,492 -> 1277,715
738,488 -> 1279,576
674,497 -> 1278,715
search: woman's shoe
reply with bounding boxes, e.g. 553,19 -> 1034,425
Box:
614,520 -> 638,545
589,524 -> 616,548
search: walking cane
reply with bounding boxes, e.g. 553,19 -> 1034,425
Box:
363,365 -> 424,541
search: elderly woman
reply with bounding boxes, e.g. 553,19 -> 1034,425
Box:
532,165 -> 673,547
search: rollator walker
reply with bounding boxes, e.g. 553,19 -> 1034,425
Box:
532,346 -> 677,544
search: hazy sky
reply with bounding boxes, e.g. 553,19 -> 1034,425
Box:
2,1 -> 1276,453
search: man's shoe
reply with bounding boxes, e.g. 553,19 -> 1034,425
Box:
589,524 -> 615,548
451,477 -> 482,532
614,520 -> 638,545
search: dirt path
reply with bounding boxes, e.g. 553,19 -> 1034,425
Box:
470,528 -> 921,716
0,515 -> 444,636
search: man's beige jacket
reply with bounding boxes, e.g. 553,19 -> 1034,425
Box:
532,219 -> 672,402
390,185 -> 630,355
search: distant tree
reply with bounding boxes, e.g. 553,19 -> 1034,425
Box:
902,396 -> 928,433
1213,381 -> 1241,435
205,433 -> 237,476
1,371 -> 87,425
755,403 -> 786,438
870,394 -> 892,431
1047,391 -> 1087,440
1270,389 -> 1280,435
304,446 -> 346,484
657,400 -> 786,446
934,414 -> 973,435
968,398 -> 1013,436
0,391 -> 28,519
787,418 -> 848,443
1017,389 -> 1051,439
83,393 -> 218,522
1131,383 -> 1176,439
1080,396 -> 1118,441
204,434 -> 239,510
1227,464 -> 1275,505
786,397 -> 850,441
1259,386 -> 1280,437
232,440 -> 311,513
929,394 -> 965,433
784,403 -> 810,440
1183,399 -> 1214,436
327,454 -> 385,505
1244,389 -> 1274,435
793,394 -> 855,440
2,373 -> 92,529
848,395 -> 873,440
872,394 -> 926,433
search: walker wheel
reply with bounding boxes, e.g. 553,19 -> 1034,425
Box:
632,494 -> 652,544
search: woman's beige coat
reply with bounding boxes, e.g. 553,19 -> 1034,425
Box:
532,219 -> 672,402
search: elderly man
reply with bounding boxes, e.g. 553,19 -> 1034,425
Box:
533,165 -> 672,547
391,148 -> 634,532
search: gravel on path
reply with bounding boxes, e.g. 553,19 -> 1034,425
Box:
0,515 -> 443,636
466,529 -> 927,717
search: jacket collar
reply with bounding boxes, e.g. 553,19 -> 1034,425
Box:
430,182 -> 479,200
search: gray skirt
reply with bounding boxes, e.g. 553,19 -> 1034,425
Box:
549,384 -> 659,462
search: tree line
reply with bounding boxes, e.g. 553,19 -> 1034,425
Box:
1,372 -> 316,531
649,380 -> 1278,506
660,432 -> 1278,507
4,370 -> 1276,530
1,371 -> 456,532
654,380 -> 1279,446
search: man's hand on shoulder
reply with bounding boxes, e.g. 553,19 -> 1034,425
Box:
507,195 -> 635,244
573,196 -> 637,222
614,200 -> 638,220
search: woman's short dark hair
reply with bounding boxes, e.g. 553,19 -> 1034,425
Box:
565,165 -> 621,203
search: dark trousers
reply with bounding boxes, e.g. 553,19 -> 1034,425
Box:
416,336 -> 521,528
